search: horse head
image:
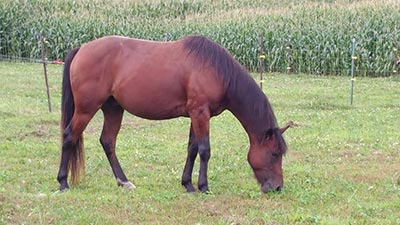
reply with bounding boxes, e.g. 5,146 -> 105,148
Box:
247,121 -> 295,192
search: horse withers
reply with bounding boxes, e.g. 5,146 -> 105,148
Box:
57,35 -> 293,193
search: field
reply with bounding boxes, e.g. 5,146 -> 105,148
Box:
1,0 -> 400,76
0,62 -> 399,224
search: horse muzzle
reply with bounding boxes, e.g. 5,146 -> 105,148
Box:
261,181 -> 283,193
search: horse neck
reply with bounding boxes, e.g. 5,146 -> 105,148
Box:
226,75 -> 277,144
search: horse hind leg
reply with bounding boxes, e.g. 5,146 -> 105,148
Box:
100,97 -> 135,190
57,111 -> 94,191
57,124 -> 75,190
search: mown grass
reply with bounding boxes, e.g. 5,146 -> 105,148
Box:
0,62 -> 399,224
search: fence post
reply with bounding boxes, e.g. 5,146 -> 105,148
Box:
286,38 -> 292,75
40,33 -> 52,112
258,33 -> 265,89
393,42 -> 398,77
350,38 -> 356,105
163,33 -> 171,42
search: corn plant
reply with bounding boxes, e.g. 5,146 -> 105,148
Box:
0,0 -> 399,76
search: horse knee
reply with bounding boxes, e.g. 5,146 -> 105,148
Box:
198,142 -> 210,161
187,144 -> 198,158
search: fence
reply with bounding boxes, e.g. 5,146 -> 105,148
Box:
1,33 -> 399,78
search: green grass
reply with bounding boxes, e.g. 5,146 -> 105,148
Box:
0,62 -> 399,224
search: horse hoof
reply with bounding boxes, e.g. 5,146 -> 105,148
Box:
60,187 -> 70,192
183,183 -> 196,193
59,184 -> 70,192
117,178 -> 136,190
198,185 -> 210,193
54,188 -> 69,195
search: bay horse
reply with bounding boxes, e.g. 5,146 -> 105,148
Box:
57,35 -> 293,193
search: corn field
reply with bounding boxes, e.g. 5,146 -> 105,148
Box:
0,0 -> 399,76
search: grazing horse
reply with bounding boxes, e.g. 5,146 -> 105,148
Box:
57,35 -> 293,193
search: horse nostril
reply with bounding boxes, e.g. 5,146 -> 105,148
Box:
275,186 -> 282,192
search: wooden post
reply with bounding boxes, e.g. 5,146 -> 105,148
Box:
40,33 -> 52,112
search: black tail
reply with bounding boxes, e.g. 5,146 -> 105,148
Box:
62,48 -> 79,128
61,47 -> 84,185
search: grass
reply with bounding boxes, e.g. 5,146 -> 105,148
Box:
0,62 -> 399,224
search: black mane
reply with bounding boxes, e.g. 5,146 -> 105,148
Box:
182,35 -> 286,153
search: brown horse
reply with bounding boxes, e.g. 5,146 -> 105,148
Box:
57,35 -> 293,193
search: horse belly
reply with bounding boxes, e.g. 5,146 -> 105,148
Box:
115,80 -> 189,120
125,100 -> 188,120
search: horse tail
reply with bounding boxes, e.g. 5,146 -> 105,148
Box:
61,47 -> 84,185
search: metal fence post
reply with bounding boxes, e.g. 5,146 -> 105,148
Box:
350,38 -> 356,105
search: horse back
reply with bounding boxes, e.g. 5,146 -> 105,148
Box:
69,36 -> 226,120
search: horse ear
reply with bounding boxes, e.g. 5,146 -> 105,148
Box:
280,121 -> 297,134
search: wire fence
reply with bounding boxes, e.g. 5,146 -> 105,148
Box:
0,54 -> 63,64
1,34 -> 399,77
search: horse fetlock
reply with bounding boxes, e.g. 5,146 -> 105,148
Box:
58,179 -> 70,191
198,179 -> 209,192
182,179 -> 196,192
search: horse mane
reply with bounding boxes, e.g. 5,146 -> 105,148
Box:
182,35 -> 287,153
182,35 -> 241,91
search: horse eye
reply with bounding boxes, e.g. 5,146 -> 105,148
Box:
272,153 -> 280,158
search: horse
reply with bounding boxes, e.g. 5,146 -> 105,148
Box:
57,35 -> 293,193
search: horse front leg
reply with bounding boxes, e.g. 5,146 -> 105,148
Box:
187,108 -> 211,193
181,124 -> 198,192
197,138 -> 211,193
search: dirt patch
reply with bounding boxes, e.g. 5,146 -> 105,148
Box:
332,151 -> 400,185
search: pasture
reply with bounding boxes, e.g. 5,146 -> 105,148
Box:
0,62 -> 399,224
